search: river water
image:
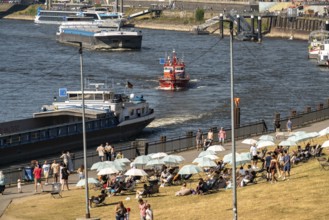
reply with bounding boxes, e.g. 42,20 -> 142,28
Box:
0,19 -> 328,141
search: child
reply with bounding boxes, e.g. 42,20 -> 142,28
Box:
145,204 -> 153,220
17,179 -> 22,193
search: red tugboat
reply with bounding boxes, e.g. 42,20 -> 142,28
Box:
159,50 -> 190,90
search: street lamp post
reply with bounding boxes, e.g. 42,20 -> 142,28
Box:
78,43 -> 90,219
229,21 -> 238,220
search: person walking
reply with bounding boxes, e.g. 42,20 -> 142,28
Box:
96,144 -> 105,161
105,142 -> 113,161
218,127 -> 226,145
61,163 -> 70,191
51,160 -> 60,183
282,150 -> 291,180
195,129 -> 203,151
115,201 -> 127,220
33,164 -> 43,193
138,198 -> 147,220
42,160 -> 50,185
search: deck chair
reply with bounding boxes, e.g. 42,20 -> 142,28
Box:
317,158 -> 329,171
51,183 -> 62,198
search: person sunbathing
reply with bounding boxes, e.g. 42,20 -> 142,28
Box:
89,190 -> 107,208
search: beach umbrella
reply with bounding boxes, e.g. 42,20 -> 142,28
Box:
288,133 -> 312,143
206,145 -> 226,153
76,178 -> 99,187
319,127 -> 329,136
291,131 -> 307,136
161,156 -> 180,165
279,140 -> 297,147
192,156 -> 211,164
241,138 -> 257,145
168,155 -> 185,163
90,161 -> 103,170
198,150 -> 215,158
146,159 -> 165,167
178,165 -> 203,175
321,140 -> 329,148
259,135 -> 275,142
197,157 -> 217,167
203,154 -> 219,160
97,167 -> 119,176
96,161 -> 125,172
307,132 -> 319,138
115,158 -> 131,164
151,152 -> 168,159
256,140 -> 275,149
133,155 -> 152,165
236,152 -> 252,165
124,168 -> 148,176
223,153 -> 241,164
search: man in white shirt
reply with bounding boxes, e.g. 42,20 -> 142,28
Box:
42,160 -> 51,185
250,144 -> 258,169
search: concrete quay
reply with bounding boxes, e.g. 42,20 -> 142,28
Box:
0,119 -> 328,219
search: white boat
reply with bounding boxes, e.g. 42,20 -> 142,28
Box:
308,30 -> 329,59
34,7 -> 126,26
56,22 -> 142,50
0,81 -> 155,166
317,39 -> 329,66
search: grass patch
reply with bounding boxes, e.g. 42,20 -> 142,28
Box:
4,152 -> 329,220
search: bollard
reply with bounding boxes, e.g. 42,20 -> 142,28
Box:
290,110 -> 297,117
305,106 -> 311,113
258,16 -> 262,43
317,103 -> 324,110
237,15 -> 241,34
251,15 -> 255,36
219,13 -> 224,39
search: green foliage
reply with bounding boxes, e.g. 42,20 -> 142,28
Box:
195,8 -> 204,22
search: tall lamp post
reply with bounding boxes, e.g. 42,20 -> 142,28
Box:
77,42 -> 90,218
229,21 -> 238,220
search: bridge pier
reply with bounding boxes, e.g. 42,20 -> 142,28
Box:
220,13 -> 224,39
258,16 -> 262,43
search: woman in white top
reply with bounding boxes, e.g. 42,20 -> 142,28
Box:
145,204 -> 153,220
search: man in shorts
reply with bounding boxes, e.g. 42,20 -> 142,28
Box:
51,160 -> 60,183
282,150 -> 291,180
250,144 -> 258,169
42,160 -> 50,185
33,165 -> 43,193
195,129 -> 203,151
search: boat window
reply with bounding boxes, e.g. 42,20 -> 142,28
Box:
142,108 -> 145,114
104,94 -> 110,100
30,132 -> 39,141
49,128 -> 58,138
130,109 -> 134,116
10,135 -> 21,144
95,94 -> 103,100
125,116 -> 130,120
58,127 -> 68,136
39,130 -> 49,140
69,94 -> 78,100
68,125 -> 77,133
20,133 -> 30,143
84,94 -> 94,100
175,67 -> 184,71
164,67 -> 173,71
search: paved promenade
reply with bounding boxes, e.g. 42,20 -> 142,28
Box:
0,119 -> 328,219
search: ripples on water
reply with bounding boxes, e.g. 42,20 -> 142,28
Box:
0,19 -> 328,141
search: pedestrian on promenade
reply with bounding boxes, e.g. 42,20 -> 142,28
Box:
17,179 -> 22,193
60,151 -> 68,167
51,160 -> 60,183
105,142 -> 113,161
33,164 -> 43,193
66,151 -> 74,172
207,128 -> 213,142
42,160 -> 50,185
195,129 -> 203,151
286,118 -> 292,133
218,127 -> 226,145
61,163 -> 70,191
96,144 -> 105,161
0,171 -> 5,195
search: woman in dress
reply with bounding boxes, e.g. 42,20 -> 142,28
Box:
269,154 -> 279,183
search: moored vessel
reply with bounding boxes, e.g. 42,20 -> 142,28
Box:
158,50 -> 190,90
308,30 -> 329,59
0,82 -> 154,167
56,22 -> 142,51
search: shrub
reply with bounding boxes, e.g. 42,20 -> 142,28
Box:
195,8 -> 204,22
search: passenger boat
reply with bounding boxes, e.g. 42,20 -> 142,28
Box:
0,82 -> 155,167
158,50 -> 190,90
308,30 -> 329,59
317,39 -> 329,66
56,22 -> 142,50
34,7 -> 127,26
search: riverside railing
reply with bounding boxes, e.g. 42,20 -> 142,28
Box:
2,102 -> 329,185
